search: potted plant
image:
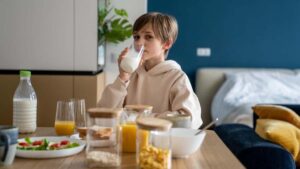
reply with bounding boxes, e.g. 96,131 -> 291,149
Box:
97,3 -> 132,66
98,5 -> 133,45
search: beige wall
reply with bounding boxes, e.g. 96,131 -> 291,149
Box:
0,73 -> 105,127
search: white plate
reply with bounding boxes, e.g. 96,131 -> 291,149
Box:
70,133 -> 81,140
16,136 -> 85,158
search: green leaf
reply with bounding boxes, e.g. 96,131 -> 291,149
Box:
98,8 -> 108,26
25,137 -> 32,144
114,8 -> 128,17
43,138 -> 49,147
98,5 -> 132,44
66,142 -> 80,148
111,18 -> 121,28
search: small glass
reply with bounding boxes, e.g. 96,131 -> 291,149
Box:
136,117 -> 172,169
54,100 -> 75,136
73,99 -> 87,139
121,105 -> 152,153
86,108 -> 122,168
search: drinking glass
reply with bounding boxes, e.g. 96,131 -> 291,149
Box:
73,99 -> 87,138
54,100 -> 75,136
120,45 -> 144,73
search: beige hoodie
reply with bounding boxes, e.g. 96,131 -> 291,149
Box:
99,60 -> 202,129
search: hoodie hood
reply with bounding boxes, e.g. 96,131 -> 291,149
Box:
137,60 -> 182,76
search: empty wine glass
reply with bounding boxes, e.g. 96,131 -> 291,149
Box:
73,99 -> 87,139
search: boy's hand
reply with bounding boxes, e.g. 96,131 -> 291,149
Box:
118,48 -> 131,82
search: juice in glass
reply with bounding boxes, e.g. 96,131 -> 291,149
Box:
55,120 -> 75,135
122,122 -> 137,152
122,122 -> 148,152
121,105 -> 152,153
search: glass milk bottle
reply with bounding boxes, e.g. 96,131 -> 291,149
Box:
13,70 -> 37,133
136,117 -> 172,169
121,105 -> 152,153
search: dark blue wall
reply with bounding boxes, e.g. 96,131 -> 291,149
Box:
148,0 -> 300,87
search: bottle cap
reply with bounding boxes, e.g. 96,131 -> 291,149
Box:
20,70 -> 31,77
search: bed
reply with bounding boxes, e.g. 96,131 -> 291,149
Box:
195,68 -> 300,127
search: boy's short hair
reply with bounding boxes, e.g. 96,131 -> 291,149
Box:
133,12 -> 178,56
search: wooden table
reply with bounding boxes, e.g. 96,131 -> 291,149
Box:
4,127 -> 245,169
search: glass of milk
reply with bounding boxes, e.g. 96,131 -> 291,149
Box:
120,45 -> 144,73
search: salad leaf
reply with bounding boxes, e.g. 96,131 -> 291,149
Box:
25,137 -> 32,144
66,142 -> 80,149
44,139 -> 49,147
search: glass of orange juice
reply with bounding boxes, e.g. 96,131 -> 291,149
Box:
55,100 -> 75,136
121,105 -> 152,153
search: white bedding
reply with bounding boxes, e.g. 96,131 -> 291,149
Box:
211,71 -> 300,127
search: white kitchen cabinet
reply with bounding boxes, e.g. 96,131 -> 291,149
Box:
0,0 -> 98,72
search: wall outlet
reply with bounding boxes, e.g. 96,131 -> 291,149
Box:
197,48 -> 211,57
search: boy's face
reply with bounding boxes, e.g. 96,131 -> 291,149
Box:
133,23 -> 172,62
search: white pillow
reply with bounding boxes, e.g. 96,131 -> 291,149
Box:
211,71 -> 300,127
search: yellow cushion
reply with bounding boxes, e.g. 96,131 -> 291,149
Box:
255,119 -> 300,165
253,104 -> 300,128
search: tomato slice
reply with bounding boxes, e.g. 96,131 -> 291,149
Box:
32,140 -> 43,146
50,143 -> 60,149
18,142 -> 29,146
60,140 -> 69,145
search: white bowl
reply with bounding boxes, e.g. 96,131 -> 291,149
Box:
171,128 -> 206,158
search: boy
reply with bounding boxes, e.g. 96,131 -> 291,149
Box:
99,12 -> 202,129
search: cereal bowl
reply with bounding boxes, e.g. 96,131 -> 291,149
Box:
171,128 -> 206,158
